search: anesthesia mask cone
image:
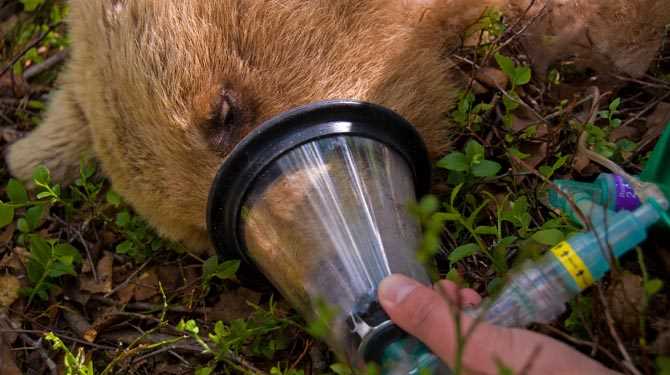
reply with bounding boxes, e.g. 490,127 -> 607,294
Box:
208,100 -> 442,371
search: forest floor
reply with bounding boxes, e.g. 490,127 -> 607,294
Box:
1,1 -> 670,375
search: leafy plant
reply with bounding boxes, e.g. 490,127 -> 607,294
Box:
23,235 -> 81,304
538,154 -> 569,179
202,256 -> 241,291
114,209 -> 167,262
657,356 -> 670,375
438,139 -> 502,184
563,295 -> 593,339
45,332 -> 95,375
179,298 -> 296,372
271,365 -> 305,375
452,90 -> 494,129
20,0 -> 46,12
494,53 -> 532,126
585,98 -> 636,161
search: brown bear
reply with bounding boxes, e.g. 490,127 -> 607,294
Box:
5,0 -> 669,254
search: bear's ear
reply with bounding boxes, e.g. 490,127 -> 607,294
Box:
202,88 -> 256,154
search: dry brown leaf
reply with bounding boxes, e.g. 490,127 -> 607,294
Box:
510,0 -> 670,77
79,252 -> 114,295
87,306 -> 125,343
0,313 -> 20,375
12,247 -> 30,266
605,272 -> 644,337
640,102 -> 670,148
116,283 -> 135,304
156,265 -> 181,293
651,330 -> 670,355
0,338 -> 21,375
609,126 -> 640,143
0,275 -> 20,309
133,269 -> 159,301
0,224 -> 15,245
207,288 -> 262,322
0,252 -> 23,274
0,74 -> 29,98
475,67 -> 508,90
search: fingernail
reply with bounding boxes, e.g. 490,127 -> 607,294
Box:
379,274 -> 419,307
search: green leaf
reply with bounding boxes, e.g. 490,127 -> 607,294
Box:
29,235 -> 51,265
116,240 -> 134,255
437,152 -> 468,172
494,53 -> 515,82
17,218 -> 30,233
35,191 -> 52,200
502,93 -> 520,111
645,279 -> 663,297
433,212 -> 461,222
419,195 -> 439,215
475,226 -> 498,235
54,243 -> 81,264
330,363 -> 353,375
48,262 -> 76,278
508,147 -> 530,160
464,140 -> 485,163
0,204 -> 14,229
203,256 -> 219,279
532,229 -> 565,246
177,319 -> 200,335
448,243 -> 479,263
450,183 -> 464,207
212,260 -> 240,281
513,66 -> 531,86
106,190 -> 122,207
471,160 -> 502,177
7,179 -> 28,204
538,165 -> 554,178
20,0 -> 45,12
195,368 -> 214,375
609,97 -> 621,113
116,211 -> 131,227
25,205 -> 44,230
657,356 -> 670,375
445,268 -> 465,286
32,165 -> 50,185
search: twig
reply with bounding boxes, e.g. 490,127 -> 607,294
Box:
23,49 -> 69,81
100,330 -> 268,375
620,91 -> 670,128
90,295 -> 203,314
76,230 -> 98,282
0,22 -> 63,78
0,328 -> 116,350
596,286 -> 642,375
539,324 -> 624,371
62,303 -> 93,340
103,258 -> 151,298
19,333 -> 58,375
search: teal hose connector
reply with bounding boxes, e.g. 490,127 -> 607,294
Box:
471,200 -> 664,328
549,173 -> 641,225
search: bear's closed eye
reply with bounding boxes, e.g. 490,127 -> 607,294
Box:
203,89 -> 255,154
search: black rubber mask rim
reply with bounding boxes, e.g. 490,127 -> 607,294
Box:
207,99 -> 432,263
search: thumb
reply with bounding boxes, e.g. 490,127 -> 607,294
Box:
377,274 -> 476,362
378,274 -> 618,375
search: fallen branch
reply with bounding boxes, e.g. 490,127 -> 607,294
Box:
23,49 -> 69,81
100,330 -> 268,375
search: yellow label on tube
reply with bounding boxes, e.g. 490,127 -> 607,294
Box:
551,242 -> 594,290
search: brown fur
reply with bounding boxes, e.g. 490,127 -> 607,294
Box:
5,0 -> 669,254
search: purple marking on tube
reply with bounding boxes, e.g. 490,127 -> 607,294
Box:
614,175 -> 641,211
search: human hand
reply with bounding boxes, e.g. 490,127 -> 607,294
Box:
378,274 -> 619,375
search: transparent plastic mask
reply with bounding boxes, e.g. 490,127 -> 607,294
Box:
238,135 -> 429,359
